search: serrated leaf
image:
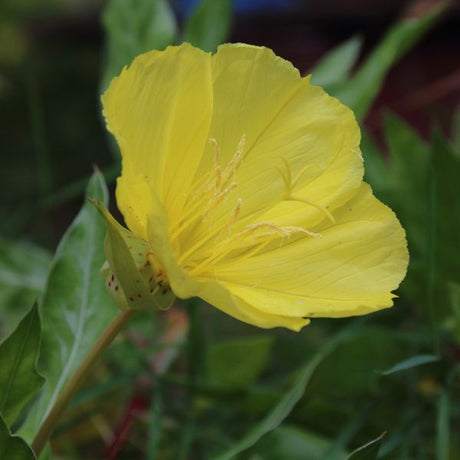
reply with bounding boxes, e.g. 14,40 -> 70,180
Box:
183,0 -> 232,52
0,304 -> 44,426
0,238 -> 51,335
207,336 -> 273,389
381,354 -> 439,376
374,115 -> 460,322
332,4 -> 445,120
101,0 -> 178,90
19,172 -> 118,441
213,322 -> 363,460
310,36 -> 362,89
91,200 -> 175,311
346,432 -> 386,459
0,415 -> 35,460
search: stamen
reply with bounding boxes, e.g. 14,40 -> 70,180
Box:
236,221 -> 320,239
287,195 -> 336,224
172,136 -> 326,278
276,158 -> 336,224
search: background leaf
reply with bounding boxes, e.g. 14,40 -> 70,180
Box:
206,336 -> 273,390
213,322 -> 363,460
101,0 -> 178,91
0,415 -> 35,460
252,425 -> 347,460
331,4 -> 445,119
0,303 -> 44,427
310,36 -> 362,89
20,171 -> 117,441
182,0 -> 232,52
0,238 -> 51,337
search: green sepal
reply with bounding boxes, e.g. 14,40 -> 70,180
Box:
90,200 -> 175,311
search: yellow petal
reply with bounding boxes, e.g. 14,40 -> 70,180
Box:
187,44 -> 362,244
213,183 -> 408,318
102,43 -> 213,231
196,279 -> 310,331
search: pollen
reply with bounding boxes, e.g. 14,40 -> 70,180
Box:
169,135 -> 320,278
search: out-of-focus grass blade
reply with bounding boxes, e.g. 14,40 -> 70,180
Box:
381,354 -> 439,376
147,380 -> 162,459
20,172 -> 118,441
324,401 -> 376,460
0,415 -> 35,460
0,304 -> 44,427
212,321 -> 363,460
437,390 -> 450,460
333,3 -> 446,120
182,0 -> 232,52
101,0 -> 178,91
27,76 -> 52,198
346,432 -> 386,459
310,36 -> 362,89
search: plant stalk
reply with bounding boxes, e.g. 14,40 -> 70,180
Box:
31,310 -> 135,456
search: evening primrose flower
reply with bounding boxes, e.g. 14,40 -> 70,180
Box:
98,42 -> 408,331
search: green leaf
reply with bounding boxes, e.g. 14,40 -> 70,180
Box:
384,113 -> 431,256
253,425 -> 347,460
183,0 -> 232,52
381,354 -> 439,376
0,238 -> 51,335
332,4 -> 445,120
437,390 -> 450,460
207,336 -> 273,390
0,304 -> 44,426
101,0 -> 177,90
0,415 -> 35,460
310,36 -> 362,89
20,172 -> 118,441
431,130 -> 460,285
346,432 -> 386,459
213,322 -> 363,460
361,131 -> 391,197
372,115 -> 460,325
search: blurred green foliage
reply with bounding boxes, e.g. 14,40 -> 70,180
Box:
0,304 -> 44,428
0,414 -> 35,460
0,0 -> 459,459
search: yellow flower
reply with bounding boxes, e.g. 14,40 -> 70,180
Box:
99,42 -> 408,331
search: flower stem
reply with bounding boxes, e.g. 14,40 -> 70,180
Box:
31,310 -> 135,457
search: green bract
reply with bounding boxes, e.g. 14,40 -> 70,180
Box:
92,200 -> 175,311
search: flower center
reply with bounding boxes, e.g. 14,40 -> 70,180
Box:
168,136 -> 325,278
